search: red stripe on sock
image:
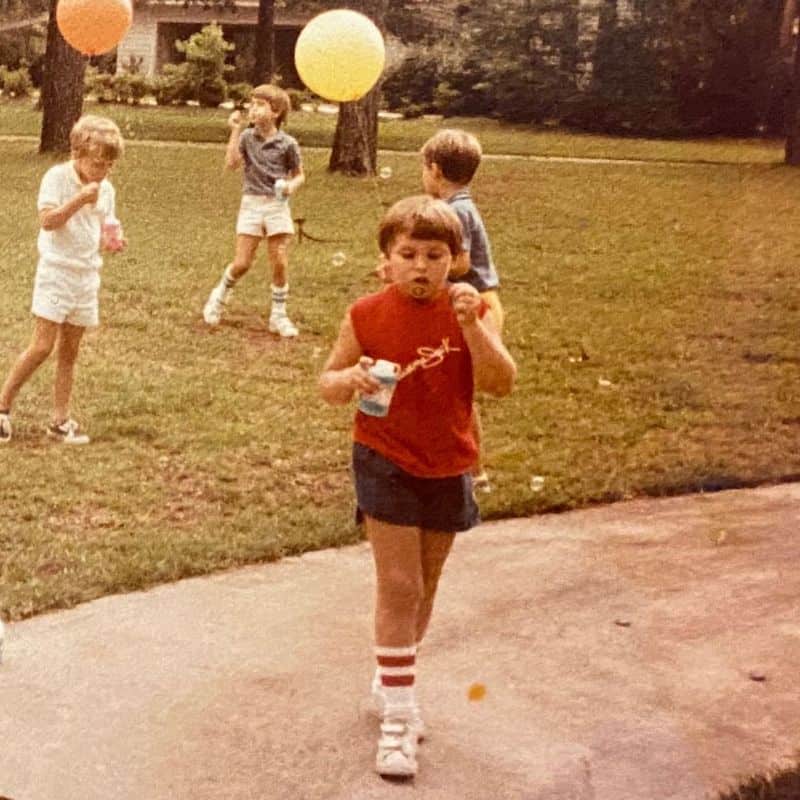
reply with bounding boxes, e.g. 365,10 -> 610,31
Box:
382,674 -> 415,687
377,655 -> 416,668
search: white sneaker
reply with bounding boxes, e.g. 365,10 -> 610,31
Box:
268,313 -> 298,338
203,284 -> 232,326
47,418 -> 90,445
0,412 -> 11,443
376,716 -> 418,778
371,675 -> 426,741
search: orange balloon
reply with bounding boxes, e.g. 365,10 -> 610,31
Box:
57,0 -> 132,56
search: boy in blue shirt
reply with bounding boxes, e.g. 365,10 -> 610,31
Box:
421,129 -> 505,492
203,84 -> 305,337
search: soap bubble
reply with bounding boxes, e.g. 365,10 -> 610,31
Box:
379,166 -> 393,180
530,475 -> 545,493
331,251 -> 347,267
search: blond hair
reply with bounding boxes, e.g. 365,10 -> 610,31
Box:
378,195 -> 464,257
251,84 -> 291,127
421,129 -> 482,185
70,115 -> 124,161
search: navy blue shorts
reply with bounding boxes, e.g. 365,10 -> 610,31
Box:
352,443 -> 480,532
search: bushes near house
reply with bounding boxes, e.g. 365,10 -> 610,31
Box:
0,65 -> 33,98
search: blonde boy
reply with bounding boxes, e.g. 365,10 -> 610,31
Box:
203,84 -> 305,336
0,115 -> 124,445
421,128 -> 504,490
320,196 -> 516,778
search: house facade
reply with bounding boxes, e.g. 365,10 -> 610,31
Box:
116,0 -> 312,82
115,0 -> 637,83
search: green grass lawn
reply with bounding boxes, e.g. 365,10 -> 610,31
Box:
0,106 -> 799,620
0,96 -> 786,163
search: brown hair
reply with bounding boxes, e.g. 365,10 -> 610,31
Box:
378,195 -> 464,256
251,83 -> 291,127
70,115 -> 124,161
421,128 -> 482,185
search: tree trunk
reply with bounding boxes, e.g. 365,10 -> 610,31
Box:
328,88 -> 380,176
252,0 -> 275,86
39,0 -> 86,154
785,8 -> 800,163
328,0 -> 386,176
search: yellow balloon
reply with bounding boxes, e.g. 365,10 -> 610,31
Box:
294,9 -> 385,103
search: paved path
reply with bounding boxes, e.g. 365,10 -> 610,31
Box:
1,482 -> 799,800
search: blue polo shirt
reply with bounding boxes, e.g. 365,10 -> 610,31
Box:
447,189 -> 499,292
239,127 -> 302,197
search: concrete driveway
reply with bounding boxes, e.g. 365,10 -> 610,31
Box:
1,482 -> 799,800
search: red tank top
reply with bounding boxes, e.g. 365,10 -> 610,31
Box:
350,284 -> 481,478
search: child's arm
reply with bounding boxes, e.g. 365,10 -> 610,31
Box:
319,312 -> 381,405
224,111 -> 245,170
450,283 -> 516,397
39,182 -> 99,230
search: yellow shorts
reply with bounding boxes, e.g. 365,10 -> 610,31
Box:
480,289 -> 504,333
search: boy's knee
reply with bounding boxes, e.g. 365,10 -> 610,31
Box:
29,341 -> 55,362
270,243 -> 289,263
380,569 -> 424,608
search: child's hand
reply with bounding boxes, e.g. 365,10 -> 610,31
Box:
449,283 -> 481,326
103,235 -> 127,254
228,110 -> 244,130
347,356 -> 381,395
79,182 -> 100,206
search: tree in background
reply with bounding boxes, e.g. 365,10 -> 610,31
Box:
0,0 -> 49,85
252,0 -> 275,85
328,0 -> 387,176
781,0 -> 800,163
39,0 -> 85,153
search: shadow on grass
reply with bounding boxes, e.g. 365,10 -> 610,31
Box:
716,760 -> 800,800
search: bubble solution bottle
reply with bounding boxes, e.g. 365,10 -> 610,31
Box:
358,360 -> 400,417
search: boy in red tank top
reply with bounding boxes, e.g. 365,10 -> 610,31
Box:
319,195 -> 517,780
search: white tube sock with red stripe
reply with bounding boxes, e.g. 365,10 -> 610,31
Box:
375,644 -> 417,714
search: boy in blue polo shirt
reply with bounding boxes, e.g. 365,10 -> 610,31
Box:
421,129 -> 504,492
203,84 -> 305,337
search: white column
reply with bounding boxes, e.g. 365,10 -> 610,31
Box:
116,17 -> 158,76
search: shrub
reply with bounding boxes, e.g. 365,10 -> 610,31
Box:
0,65 -> 34,98
174,23 -> 233,107
227,81 -> 253,109
116,72 -> 150,105
382,49 -> 441,114
286,87 -> 311,111
196,76 -> 227,108
84,66 -> 116,103
84,67 -> 153,105
153,63 -> 195,106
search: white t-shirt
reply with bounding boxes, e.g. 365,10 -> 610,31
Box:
37,161 -> 116,272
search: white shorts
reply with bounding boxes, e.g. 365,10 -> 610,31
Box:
31,263 -> 101,327
236,194 -> 294,238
